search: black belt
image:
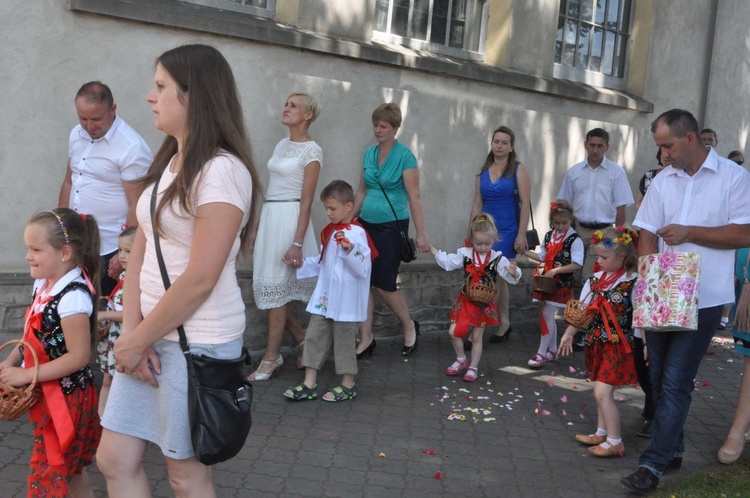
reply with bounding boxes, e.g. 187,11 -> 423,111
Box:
579,222 -> 611,230
265,198 -> 300,203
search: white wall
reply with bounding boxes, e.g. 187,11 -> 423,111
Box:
0,0 -> 730,272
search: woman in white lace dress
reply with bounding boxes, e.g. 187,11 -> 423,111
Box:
249,93 -> 322,381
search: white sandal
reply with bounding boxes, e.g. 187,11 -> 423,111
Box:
247,355 -> 284,381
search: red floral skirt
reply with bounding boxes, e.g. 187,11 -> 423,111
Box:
28,384 -> 101,497
449,293 -> 499,327
531,285 -> 573,306
585,339 -> 637,386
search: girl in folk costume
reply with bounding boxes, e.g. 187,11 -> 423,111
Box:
430,214 -> 521,382
525,200 -> 583,368
559,226 -> 639,458
96,226 -> 136,416
0,208 -> 102,497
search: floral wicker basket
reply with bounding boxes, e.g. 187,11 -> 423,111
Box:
462,276 -> 497,305
0,340 -> 40,421
564,298 -> 595,329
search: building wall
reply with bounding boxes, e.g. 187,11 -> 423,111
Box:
0,0 -> 737,342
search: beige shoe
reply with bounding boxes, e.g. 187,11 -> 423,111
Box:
589,442 -> 625,457
717,436 -> 745,464
575,433 -> 607,445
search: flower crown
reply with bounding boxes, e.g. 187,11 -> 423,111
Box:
590,226 -> 638,249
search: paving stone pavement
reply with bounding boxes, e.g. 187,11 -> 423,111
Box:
0,325 -> 742,497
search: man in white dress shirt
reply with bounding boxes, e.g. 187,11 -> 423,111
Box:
621,109 -> 750,494
558,128 -> 634,349
58,81 -> 152,295
558,128 -> 634,281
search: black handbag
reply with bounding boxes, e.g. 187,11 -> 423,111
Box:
512,163 -> 540,249
377,182 -> 417,263
150,180 -> 253,466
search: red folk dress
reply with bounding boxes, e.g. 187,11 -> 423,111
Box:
22,279 -> 101,497
581,271 -> 638,386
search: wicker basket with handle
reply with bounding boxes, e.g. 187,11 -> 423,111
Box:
564,296 -> 595,329
461,275 -> 497,305
0,340 -> 41,421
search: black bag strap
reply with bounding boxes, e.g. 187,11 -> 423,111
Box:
150,178 -> 191,355
376,181 -> 408,239
512,162 -> 535,231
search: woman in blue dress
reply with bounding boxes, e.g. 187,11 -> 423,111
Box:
469,126 -> 531,342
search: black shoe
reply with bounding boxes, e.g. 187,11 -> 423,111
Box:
356,338 -> 377,360
637,419 -> 652,438
489,325 -> 513,344
621,467 -> 659,495
402,321 -> 420,356
718,321 -> 728,330
664,457 -> 682,473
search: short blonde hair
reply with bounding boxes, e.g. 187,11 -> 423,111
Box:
288,92 -> 321,123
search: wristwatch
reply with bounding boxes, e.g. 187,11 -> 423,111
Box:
292,242 -> 303,248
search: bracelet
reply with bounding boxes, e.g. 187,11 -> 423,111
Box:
292,242 -> 303,248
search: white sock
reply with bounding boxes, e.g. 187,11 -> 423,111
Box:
605,437 -> 622,446
595,428 -> 608,437
456,356 -> 466,362
721,317 -> 729,325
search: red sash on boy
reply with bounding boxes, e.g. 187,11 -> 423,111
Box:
455,249 -> 492,338
539,232 -> 565,336
319,218 -> 379,262
22,290 -> 75,467
585,268 -> 631,353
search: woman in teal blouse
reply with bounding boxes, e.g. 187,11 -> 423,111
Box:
353,103 -> 430,357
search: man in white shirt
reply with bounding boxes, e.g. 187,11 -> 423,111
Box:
58,81 -> 152,295
621,109 -> 750,495
558,128 -> 634,280
558,128 -> 634,349
700,127 -> 718,149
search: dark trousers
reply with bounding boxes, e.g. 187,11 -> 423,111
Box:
632,336 -> 654,420
639,306 -> 722,476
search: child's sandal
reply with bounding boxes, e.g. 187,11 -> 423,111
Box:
283,383 -> 318,401
322,384 -> 357,402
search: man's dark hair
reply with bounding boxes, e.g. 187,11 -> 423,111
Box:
75,81 -> 114,109
586,128 -> 609,144
651,109 -> 700,138
321,180 -> 355,204
700,128 -> 718,139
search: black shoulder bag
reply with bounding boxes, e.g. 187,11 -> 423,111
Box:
512,162 -> 540,249
150,179 -> 253,466
377,182 -> 417,263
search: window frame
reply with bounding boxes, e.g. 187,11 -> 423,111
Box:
554,0 -> 635,90
179,0 -> 276,18
372,0 -> 489,61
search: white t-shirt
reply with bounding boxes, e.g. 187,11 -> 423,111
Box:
136,152 -> 253,344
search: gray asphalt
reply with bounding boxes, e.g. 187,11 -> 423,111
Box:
0,325 -> 742,497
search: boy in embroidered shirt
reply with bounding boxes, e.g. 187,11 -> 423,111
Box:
283,180 -> 376,402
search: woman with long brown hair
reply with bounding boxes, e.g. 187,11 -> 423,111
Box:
468,126 -> 531,343
96,44 -> 261,496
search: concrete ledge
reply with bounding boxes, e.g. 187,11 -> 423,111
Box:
0,261 -> 541,351
70,0 -> 654,112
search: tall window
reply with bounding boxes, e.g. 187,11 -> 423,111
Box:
373,0 -> 488,59
180,0 -> 275,18
555,0 -> 633,88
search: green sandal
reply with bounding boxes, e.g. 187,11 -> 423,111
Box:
322,384 -> 357,402
283,383 -> 318,401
